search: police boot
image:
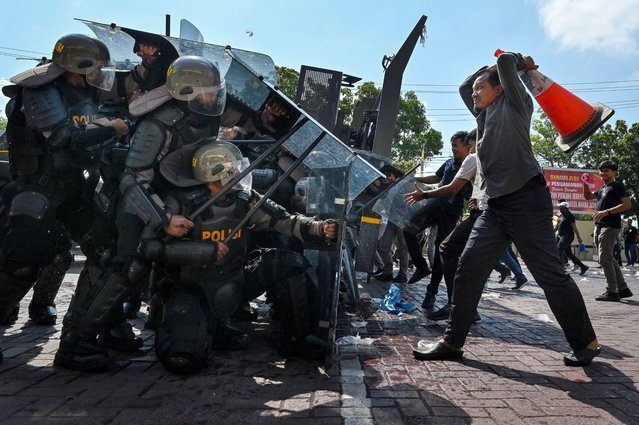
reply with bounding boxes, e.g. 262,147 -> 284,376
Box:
97,321 -> 143,352
55,331 -> 109,372
28,304 -> 57,326
122,298 -> 142,320
0,266 -> 38,325
54,266 -> 130,371
28,251 -> 71,325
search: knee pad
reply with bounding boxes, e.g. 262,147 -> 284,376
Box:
272,273 -> 311,342
209,281 -> 242,320
127,257 -> 150,288
155,286 -> 213,374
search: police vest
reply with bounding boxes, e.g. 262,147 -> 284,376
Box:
191,191 -> 252,272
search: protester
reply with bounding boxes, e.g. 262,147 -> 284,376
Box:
583,160 -> 634,301
413,52 -> 600,366
555,200 -> 589,275
622,218 -> 638,267
404,132 -> 471,310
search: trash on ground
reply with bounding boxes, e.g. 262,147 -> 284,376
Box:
351,321 -> 368,328
533,313 -> 553,323
380,284 -> 416,314
335,334 -> 377,346
481,292 -> 501,299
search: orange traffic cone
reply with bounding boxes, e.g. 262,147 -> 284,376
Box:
494,49 -> 614,154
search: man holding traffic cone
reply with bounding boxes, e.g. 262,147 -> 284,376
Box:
412,51 -> 600,366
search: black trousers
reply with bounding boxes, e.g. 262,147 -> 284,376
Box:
557,234 -> 586,269
443,179 -> 596,350
404,213 -> 459,290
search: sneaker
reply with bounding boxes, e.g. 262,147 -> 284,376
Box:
408,266 -> 431,284
511,277 -> 528,290
413,340 -> 463,361
498,269 -> 511,283
371,269 -> 385,278
618,288 -> 633,298
579,266 -> 589,275
421,292 -> 437,309
392,272 -> 408,283
595,291 -> 620,302
563,346 -> 601,366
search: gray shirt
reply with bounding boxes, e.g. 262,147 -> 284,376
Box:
459,53 -> 542,198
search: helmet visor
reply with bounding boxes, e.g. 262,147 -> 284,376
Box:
185,82 -> 227,116
86,61 -> 116,91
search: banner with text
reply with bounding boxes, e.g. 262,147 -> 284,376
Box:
543,168 -> 604,214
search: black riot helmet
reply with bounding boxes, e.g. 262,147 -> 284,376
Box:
51,34 -> 116,91
166,56 -> 226,116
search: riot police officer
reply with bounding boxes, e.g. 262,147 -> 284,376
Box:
0,34 -> 163,329
52,55 -> 288,372
138,141 -> 336,374
0,34 -> 129,331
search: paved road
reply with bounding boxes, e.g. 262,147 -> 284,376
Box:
1,255 -> 638,424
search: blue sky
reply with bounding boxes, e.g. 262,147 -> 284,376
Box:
1,0 -> 638,170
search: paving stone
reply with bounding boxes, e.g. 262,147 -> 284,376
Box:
1,259 -> 638,424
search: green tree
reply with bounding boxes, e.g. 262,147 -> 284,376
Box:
339,88 -> 354,125
572,120 -> 629,169
274,66 -> 299,99
392,91 -> 442,162
0,117 -> 7,130
352,81 -> 380,110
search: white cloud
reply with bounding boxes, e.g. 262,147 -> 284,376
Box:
538,0 -> 639,54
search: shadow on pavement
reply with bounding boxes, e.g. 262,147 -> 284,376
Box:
464,358 -> 639,424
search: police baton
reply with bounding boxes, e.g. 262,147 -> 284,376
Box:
221,130 -> 327,245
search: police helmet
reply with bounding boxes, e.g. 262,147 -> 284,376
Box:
51,34 -> 116,91
166,56 -> 226,116
192,141 -> 243,185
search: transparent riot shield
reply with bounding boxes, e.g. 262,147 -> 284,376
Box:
373,176 -> 447,234
79,19 -> 277,84
82,19 -> 385,365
